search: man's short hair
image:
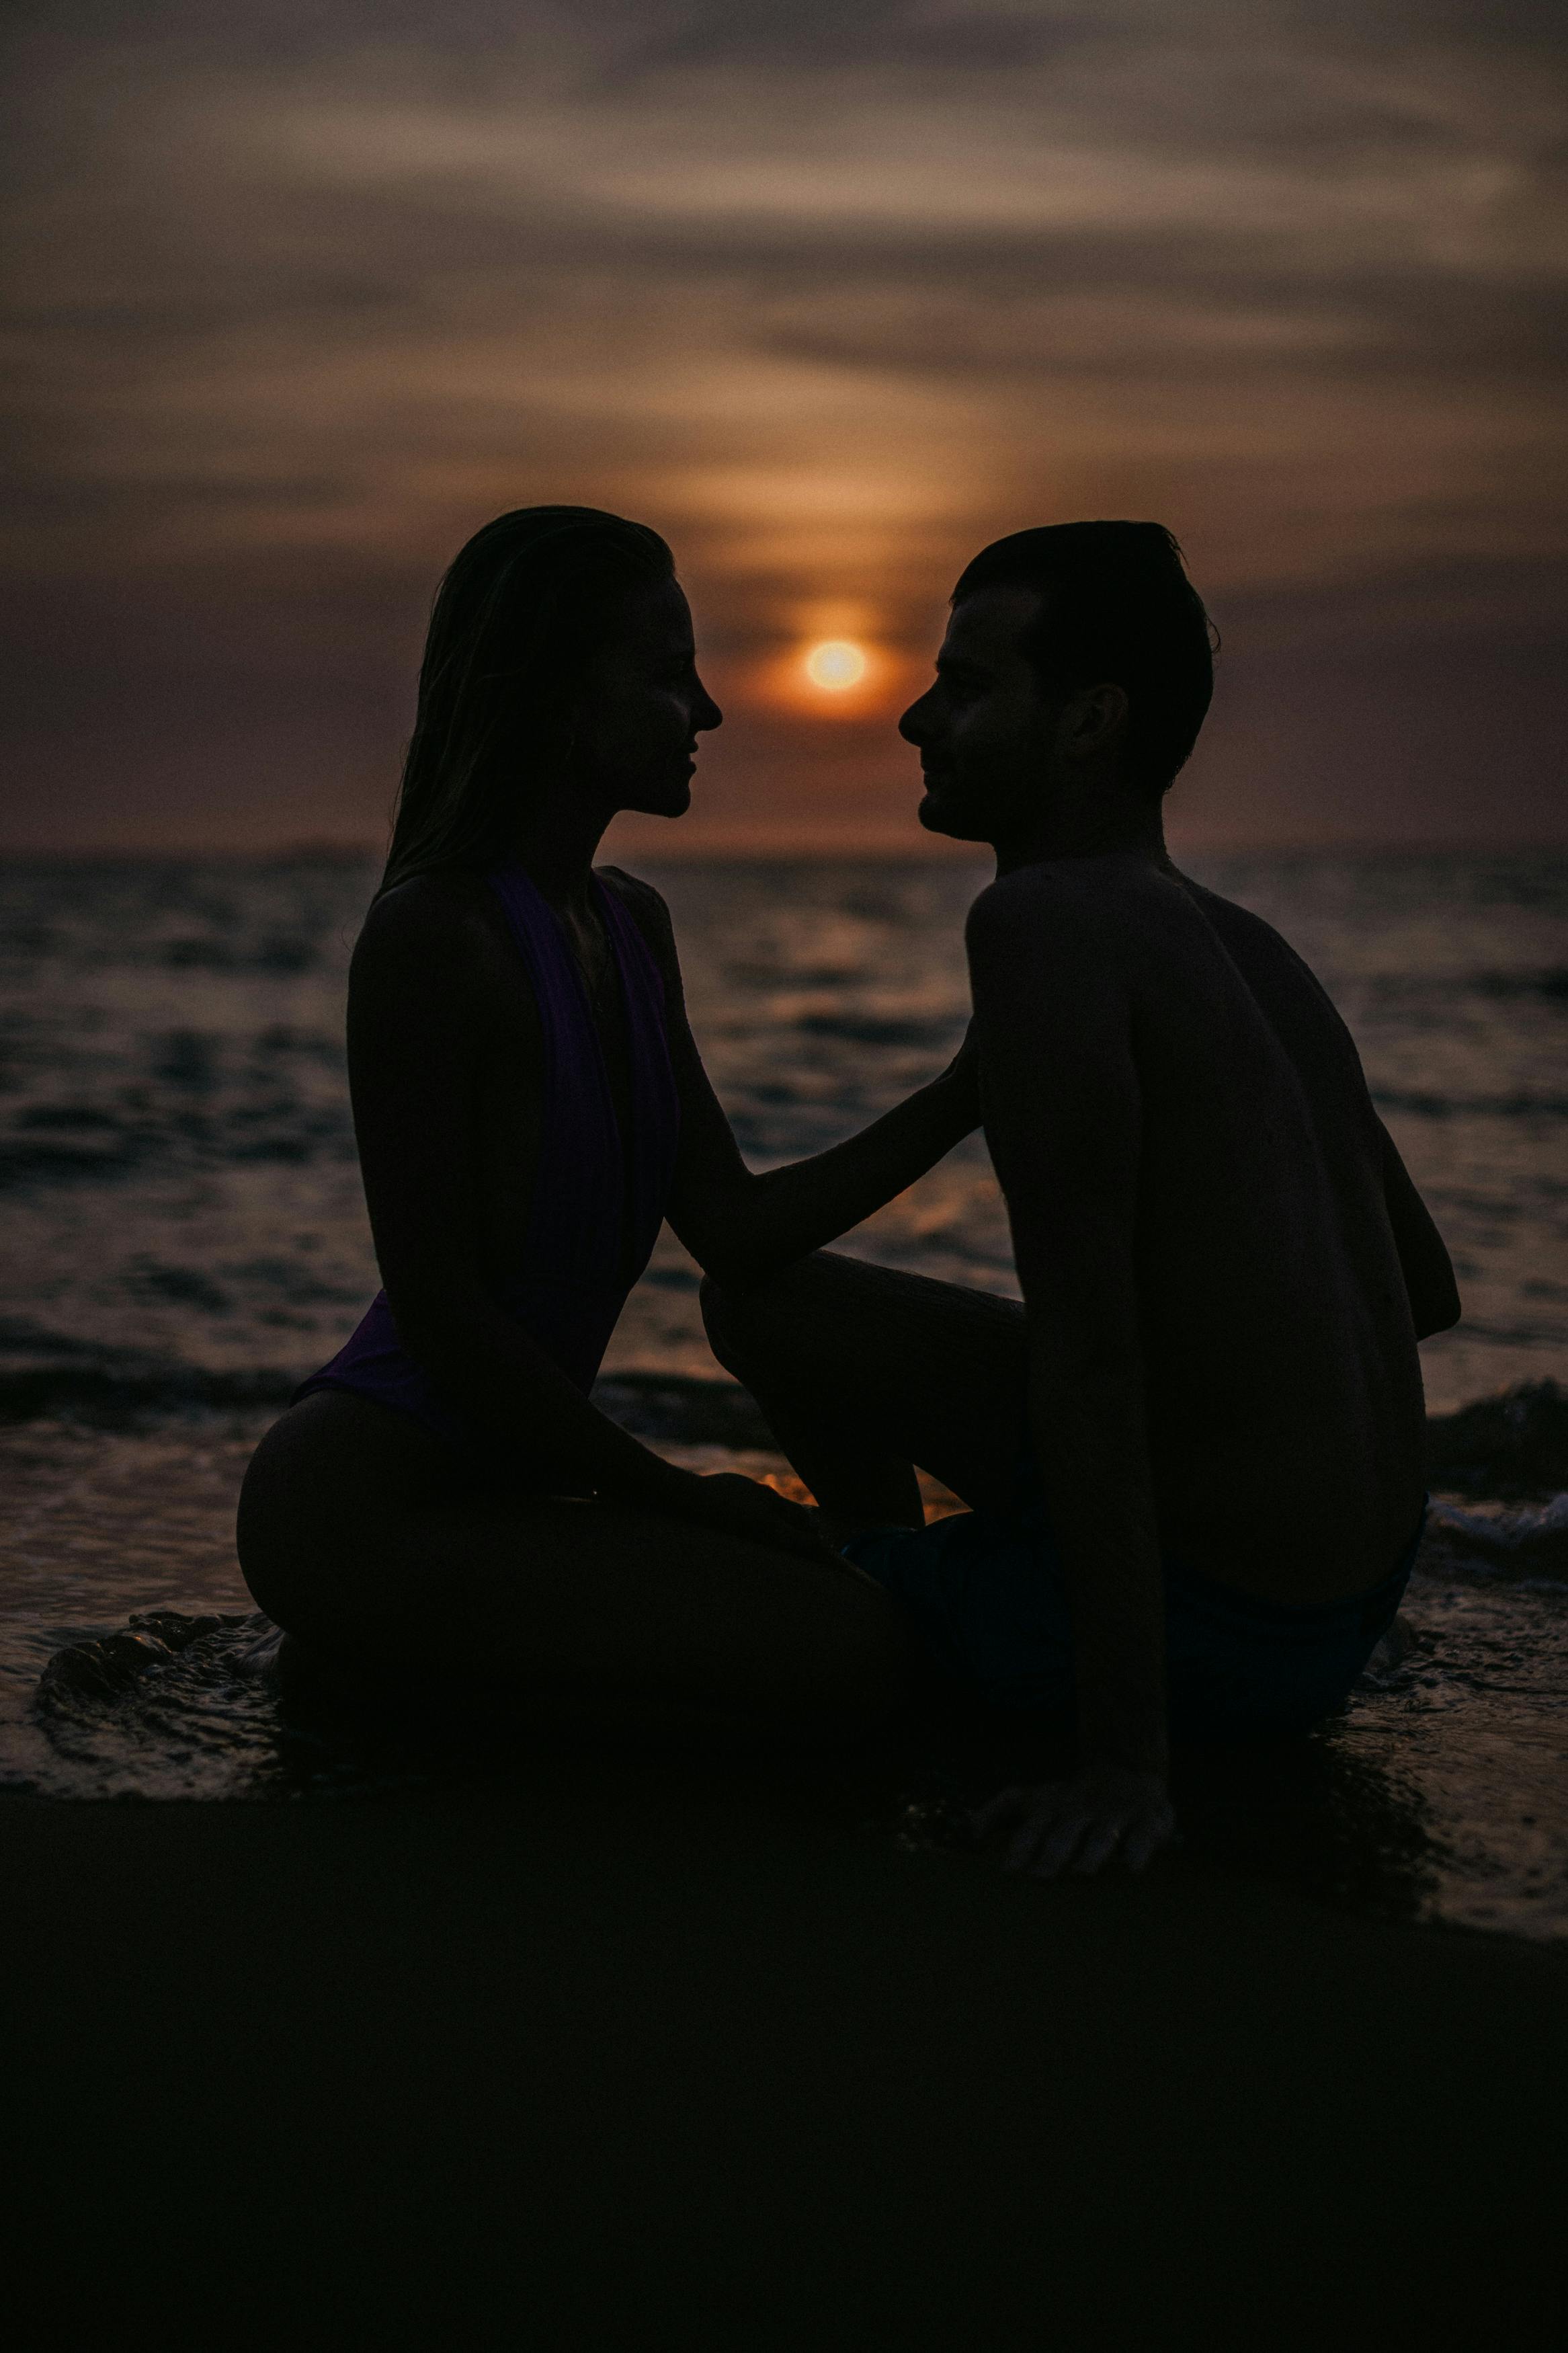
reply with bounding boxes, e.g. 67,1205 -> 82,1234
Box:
952,522 -> 1216,794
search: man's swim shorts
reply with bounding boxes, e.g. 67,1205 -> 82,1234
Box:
843,1463 -> 1423,1742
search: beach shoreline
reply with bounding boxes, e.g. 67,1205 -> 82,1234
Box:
5,1386 -> 1566,2336
3,1382 -> 1567,1937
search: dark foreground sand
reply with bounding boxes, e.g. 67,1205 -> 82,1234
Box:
5,1759 -> 1564,2350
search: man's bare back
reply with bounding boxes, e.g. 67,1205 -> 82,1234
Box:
971,854 -> 1433,1604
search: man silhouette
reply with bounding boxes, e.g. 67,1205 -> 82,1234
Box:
703,522 -> 1458,1874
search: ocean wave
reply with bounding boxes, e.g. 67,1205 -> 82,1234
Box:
1425,1379 -> 1568,1499
0,1320 -> 299,1420
0,1138 -> 147,1187
0,1322 -> 776,1443
1372,1088 -> 1568,1121
1354,967 -> 1568,1008
1472,967 -> 1568,1004
794,1012 -> 951,1047
37,1607 -> 255,1707
0,1122 -> 356,1191
1423,1493 -> 1568,1581
26,1609 -> 401,1802
161,934 -> 319,973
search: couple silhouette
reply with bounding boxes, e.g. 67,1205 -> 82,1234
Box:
237,508 -> 1458,1876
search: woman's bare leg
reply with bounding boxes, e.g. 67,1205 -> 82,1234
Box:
237,1391 -> 921,1743
701,1252 -> 1028,1529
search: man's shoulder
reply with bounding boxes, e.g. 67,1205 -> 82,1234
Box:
1178,875 -> 1341,1013
966,857 -> 1184,968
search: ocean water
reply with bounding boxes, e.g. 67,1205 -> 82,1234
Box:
1,852 -> 1563,1408
1,852 -> 1565,1937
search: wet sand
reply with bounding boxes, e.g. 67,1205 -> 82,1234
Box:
5,1774 -> 1565,2348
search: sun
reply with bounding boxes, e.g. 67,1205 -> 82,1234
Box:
804,639 -> 868,690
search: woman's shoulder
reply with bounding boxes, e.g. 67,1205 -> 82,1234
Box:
352,870 -> 514,1002
595,862 -> 669,920
360,868 -> 510,944
595,864 -> 679,967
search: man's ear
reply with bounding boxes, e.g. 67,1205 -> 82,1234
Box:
1057,683 -> 1128,762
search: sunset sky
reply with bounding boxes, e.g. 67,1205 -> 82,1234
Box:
4,1 -> 1565,854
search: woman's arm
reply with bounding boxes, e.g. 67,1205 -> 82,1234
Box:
345,880 -> 825,1556
602,871 -> 981,1284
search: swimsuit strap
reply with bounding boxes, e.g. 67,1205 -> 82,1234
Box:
485,862 -> 679,1287
593,873 -> 681,1269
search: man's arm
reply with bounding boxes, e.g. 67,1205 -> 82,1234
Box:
604,870 -> 980,1284
1377,1121 -> 1461,1340
965,874 -> 1176,1876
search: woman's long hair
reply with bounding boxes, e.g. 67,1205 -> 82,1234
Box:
380,506 -> 675,893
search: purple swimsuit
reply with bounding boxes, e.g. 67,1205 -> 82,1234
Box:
294,863 -> 681,1450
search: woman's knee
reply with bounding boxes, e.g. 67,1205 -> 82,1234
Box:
698,1269 -> 734,1365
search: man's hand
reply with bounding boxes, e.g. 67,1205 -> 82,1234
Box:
972,1767 -> 1178,1878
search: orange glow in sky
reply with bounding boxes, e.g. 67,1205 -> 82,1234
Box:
3,6 -> 1563,854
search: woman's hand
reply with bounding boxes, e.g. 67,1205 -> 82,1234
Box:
971,1767 -> 1178,1878
676,1470 -> 840,1563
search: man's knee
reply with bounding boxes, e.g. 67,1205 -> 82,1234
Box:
702,1252 -> 852,1380
699,1267 -> 791,1373
698,1270 -> 745,1371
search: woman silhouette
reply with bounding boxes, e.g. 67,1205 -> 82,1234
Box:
237,507 -> 979,1739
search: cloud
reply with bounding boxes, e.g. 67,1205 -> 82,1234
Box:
1,0 -> 1564,845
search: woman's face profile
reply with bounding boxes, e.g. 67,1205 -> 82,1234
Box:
566,576 -> 723,820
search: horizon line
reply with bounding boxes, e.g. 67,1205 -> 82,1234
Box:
2,832 -> 1566,865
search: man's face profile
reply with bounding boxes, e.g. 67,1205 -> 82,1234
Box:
899,585 -> 1061,844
